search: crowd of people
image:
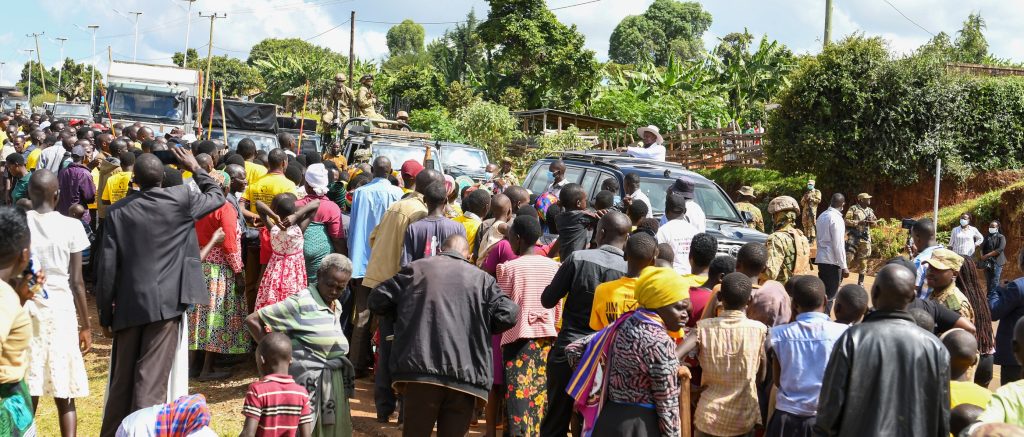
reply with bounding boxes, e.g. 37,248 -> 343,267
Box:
2,110 -> 1024,437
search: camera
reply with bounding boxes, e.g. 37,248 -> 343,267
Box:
901,218 -> 917,230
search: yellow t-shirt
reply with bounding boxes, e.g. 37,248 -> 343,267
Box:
244,161 -> 268,185
243,172 -> 296,213
950,380 -> 993,408
88,167 -> 100,209
182,170 -> 193,181
26,148 -> 41,170
102,171 -> 133,204
453,214 -> 483,253
590,277 -> 638,331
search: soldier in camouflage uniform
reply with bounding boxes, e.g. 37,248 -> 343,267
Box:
331,72 -> 355,121
800,179 -> 822,243
355,74 -> 381,122
734,185 -> 764,232
764,195 -> 811,285
845,192 -> 878,286
924,248 -> 975,323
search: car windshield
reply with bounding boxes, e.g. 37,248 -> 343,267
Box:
439,147 -> 488,172
3,100 -> 28,111
373,144 -> 442,171
640,177 -> 742,222
54,105 -> 91,117
109,88 -> 182,121
210,131 -> 279,153
299,137 -> 319,153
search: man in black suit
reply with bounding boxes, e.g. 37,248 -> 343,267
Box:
95,147 -> 224,437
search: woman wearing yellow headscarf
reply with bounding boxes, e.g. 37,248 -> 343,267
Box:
565,266 -> 689,437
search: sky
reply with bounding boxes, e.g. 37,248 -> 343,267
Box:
2,0 -> 1022,87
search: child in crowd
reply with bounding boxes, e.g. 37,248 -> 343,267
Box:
589,232 -> 657,331
682,233 -> 716,289
401,183 -> 466,266
741,243 -> 791,327
656,192 -> 698,274
554,183 -> 599,261
626,200 -> 649,228
254,193 -> 320,310
688,254 -> 736,329
834,284 -> 869,324
679,272 -> 767,437
241,333 -> 313,437
655,242 -> 674,269
593,190 -> 616,211
942,329 -> 992,409
67,203 -> 94,265
766,275 -> 848,437
454,188 -> 491,256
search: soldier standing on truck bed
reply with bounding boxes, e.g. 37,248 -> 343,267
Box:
845,192 -> 877,286
331,72 -> 354,121
800,178 -> 822,243
356,74 -> 380,122
764,195 -> 811,285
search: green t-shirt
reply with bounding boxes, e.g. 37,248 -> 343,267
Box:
10,172 -> 30,203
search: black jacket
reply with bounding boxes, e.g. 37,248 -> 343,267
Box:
815,310 -> 950,437
96,170 -> 224,331
369,252 -> 519,399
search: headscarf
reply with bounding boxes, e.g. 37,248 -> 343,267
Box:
444,174 -> 457,196
305,163 -> 329,196
455,175 -> 474,195
154,394 -> 211,437
635,266 -> 690,310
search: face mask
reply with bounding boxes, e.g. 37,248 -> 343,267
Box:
960,219 -> 969,226
547,171 -> 555,181
990,228 -> 999,234
807,185 -> 814,190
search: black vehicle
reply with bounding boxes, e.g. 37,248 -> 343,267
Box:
278,116 -> 322,153
202,99 -> 280,153
522,151 -> 767,256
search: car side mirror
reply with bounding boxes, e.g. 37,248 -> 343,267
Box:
741,210 -> 754,222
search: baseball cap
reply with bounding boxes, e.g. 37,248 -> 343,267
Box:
858,193 -> 872,201
924,248 -> 963,272
400,159 -> 424,179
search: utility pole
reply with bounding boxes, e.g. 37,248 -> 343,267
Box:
55,37 -> 67,98
348,11 -> 355,90
128,11 -> 143,62
823,0 -> 833,49
182,0 -> 197,67
198,12 -> 226,104
1,62 -> 6,84
88,25 -> 99,108
24,49 -> 35,105
27,32 -> 46,95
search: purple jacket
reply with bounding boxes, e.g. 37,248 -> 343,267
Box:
57,163 -> 96,223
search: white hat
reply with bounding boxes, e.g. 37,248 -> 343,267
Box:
636,125 -> 663,144
305,163 -> 329,196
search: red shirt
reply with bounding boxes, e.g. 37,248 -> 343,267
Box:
194,201 -> 240,255
688,287 -> 713,328
242,374 -> 313,436
296,194 -> 344,239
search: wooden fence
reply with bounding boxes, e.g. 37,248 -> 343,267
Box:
662,127 -> 766,170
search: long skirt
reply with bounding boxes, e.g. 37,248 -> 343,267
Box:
188,260 -> 252,354
0,380 -> 35,436
25,302 -> 89,398
304,222 -> 333,285
503,337 -> 553,436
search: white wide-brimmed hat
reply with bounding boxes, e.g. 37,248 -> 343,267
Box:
636,125 -> 663,144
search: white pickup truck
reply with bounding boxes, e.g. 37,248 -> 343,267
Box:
105,60 -> 200,135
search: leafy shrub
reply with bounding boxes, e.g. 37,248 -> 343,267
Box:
870,218 -> 910,262
453,100 -> 522,160
408,107 -> 464,143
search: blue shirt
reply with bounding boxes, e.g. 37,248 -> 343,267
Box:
768,312 -> 849,416
914,245 -> 944,298
348,178 -> 403,278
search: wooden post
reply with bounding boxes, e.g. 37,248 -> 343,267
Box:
219,86 -> 227,148
687,113 -> 692,130
298,80 -> 310,154
542,112 -> 547,134
557,116 -> 562,132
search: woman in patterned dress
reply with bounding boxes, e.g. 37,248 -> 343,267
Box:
254,193 -> 320,310
187,171 -> 249,381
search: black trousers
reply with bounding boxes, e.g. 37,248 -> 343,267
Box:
766,410 -> 815,437
401,382 -> 476,437
818,263 -> 842,313
100,317 -> 181,437
1002,364 -> 1023,386
539,348 -> 573,437
375,317 -> 397,420
975,354 -> 994,388
349,281 -> 377,372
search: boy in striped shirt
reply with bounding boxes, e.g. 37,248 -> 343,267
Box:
241,333 -> 313,437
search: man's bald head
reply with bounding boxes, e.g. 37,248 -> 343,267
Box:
441,234 -> 470,259
942,328 -> 978,379
371,156 -> 392,178
134,154 -> 165,189
27,169 -> 58,208
830,193 -> 845,209
490,193 -> 512,221
872,264 -> 917,311
195,153 -> 214,172
504,186 -> 529,210
137,126 -> 155,142
415,169 -> 444,195
598,211 -> 632,248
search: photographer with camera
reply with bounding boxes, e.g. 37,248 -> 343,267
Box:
981,220 -> 1007,292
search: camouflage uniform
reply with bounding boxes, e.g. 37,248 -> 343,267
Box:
765,216 -> 800,284
356,82 -> 380,121
332,82 -> 354,120
735,201 -> 764,232
844,204 -> 877,274
930,283 -> 975,323
800,188 -> 821,241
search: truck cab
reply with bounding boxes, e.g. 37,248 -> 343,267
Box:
105,61 -> 199,136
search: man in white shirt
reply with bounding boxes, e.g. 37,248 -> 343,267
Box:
815,193 -> 848,310
623,172 -> 653,218
657,191 -> 699,274
544,159 -> 568,198
667,177 -> 706,232
620,125 -> 666,161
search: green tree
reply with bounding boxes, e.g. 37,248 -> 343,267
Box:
608,0 -> 712,65
918,32 -> 955,62
429,9 -> 486,85
247,38 -> 346,67
376,63 -> 445,110
479,0 -> 599,109
709,31 -> 796,121
954,13 -> 988,64
387,19 -> 426,57
454,100 -> 521,160
50,58 -> 99,102
17,61 -> 56,102
174,50 -> 264,98
409,106 -> 464,142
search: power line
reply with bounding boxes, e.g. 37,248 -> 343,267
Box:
305,20 -> 350,41
549,0 -> 602,11
881,0 -> 935,36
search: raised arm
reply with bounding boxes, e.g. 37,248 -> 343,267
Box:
174,148 -> 225,219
